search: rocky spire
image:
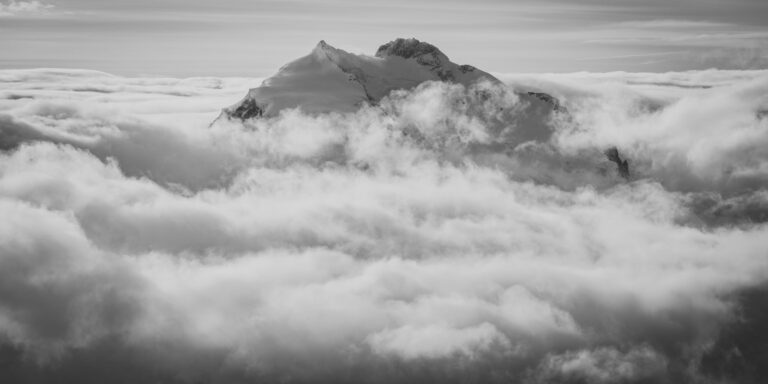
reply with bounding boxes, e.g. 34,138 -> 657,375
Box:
605,147 -> 630,179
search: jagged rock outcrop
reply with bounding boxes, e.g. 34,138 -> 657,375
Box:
375,38 -> 443,60
605,147 -> 630,179
229,98 -> 264,120
527,92 -> 565,112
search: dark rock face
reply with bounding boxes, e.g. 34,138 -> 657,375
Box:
375,39 -> 486,85
230,98 -> 264,120
605,147 -> 630,179
376,38 -> 450,73
375,38 -> 443,60
527,92 -> 565,112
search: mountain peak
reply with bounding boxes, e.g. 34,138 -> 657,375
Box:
375,38 -> 444,59
312,39 -> 340,57
315,40 -> 330,51
375,38 -> 451,70
216,38 -> 559,122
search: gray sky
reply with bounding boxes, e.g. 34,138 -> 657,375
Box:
1,0 -> 767,76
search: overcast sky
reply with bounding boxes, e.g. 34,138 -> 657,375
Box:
1,0 -> 767,76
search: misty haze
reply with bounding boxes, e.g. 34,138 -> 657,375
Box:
1,1 -> 768,383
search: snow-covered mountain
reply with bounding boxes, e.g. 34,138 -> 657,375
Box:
216,38 -> 560,124
212,38 -> 637,181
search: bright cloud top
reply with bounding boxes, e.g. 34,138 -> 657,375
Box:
0,68 -> 767,383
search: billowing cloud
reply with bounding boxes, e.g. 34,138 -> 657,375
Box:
534,346 -> 669,383
1,69 -> 768,383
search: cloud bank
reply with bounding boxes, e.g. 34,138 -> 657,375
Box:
1,69 -> 768,383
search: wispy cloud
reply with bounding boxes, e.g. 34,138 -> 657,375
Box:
1,0 -> 766,74
0,0 -> 53,17
573,50 -> 688,62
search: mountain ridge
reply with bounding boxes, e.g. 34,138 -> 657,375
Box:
216,38 -> 556,122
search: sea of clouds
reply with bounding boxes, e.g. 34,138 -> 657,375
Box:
1,68 -> 767,383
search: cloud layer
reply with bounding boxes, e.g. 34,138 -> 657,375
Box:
1,69 -> 768,383
2,1 -> 767,76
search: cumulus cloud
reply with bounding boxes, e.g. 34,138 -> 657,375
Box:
534,346 -> 669,383
1,69 -> 768,383
501,70 -> 768,194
